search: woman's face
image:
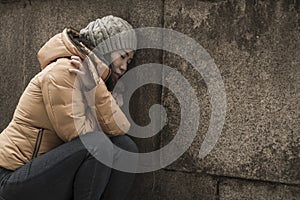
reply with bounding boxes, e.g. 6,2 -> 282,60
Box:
110,49 -> 134,80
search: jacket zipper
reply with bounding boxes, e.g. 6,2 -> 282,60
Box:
31,128 -> 44,159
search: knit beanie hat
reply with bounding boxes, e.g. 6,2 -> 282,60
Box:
79,15 -> 137,55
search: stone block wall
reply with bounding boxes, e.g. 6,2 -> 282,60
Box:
0,0 -> 299,199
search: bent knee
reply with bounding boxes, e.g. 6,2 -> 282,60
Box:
79,131 -> 114,154
110,135 -> 139,153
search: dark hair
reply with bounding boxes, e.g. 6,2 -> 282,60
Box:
78,34 -> 95,50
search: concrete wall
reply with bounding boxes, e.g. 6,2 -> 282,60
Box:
0,0 -> 299,199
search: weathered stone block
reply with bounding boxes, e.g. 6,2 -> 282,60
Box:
127,170 -> 217,200
163,0 -> 300,184
0,2 -> 25,131
219,178 -> 300,200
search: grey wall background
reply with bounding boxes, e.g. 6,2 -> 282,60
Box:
0,0 -> 299,199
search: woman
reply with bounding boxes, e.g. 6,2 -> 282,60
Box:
0,15 -> 138,200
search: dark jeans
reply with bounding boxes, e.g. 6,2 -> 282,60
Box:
0,131 -> 138,200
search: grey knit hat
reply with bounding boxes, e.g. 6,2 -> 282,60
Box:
79,15 -> 137,54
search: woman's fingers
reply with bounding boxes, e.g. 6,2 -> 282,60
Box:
69,55 -> 96,90
71,55 -> 82,62
68,68 -> 85,75
70,59 -> 82,69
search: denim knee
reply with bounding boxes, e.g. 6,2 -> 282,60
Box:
110,135 -> 139,153
79,131 -> 114,163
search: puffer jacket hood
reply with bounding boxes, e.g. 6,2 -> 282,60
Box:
37,28 -> 110,81
38,28 -> 85,69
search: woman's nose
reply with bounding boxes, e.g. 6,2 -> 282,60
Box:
120,63 -> 127,72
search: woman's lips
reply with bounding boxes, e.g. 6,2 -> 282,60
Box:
114,72 -> 122,79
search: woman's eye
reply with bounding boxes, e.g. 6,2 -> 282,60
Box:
120,54 -> 125,59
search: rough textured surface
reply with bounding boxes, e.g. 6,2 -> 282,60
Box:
163,0 -> 300,185
0,2 -> 25,130
127,170 -> 217,200
0,0 -> 299,199
219,178 -> 300,200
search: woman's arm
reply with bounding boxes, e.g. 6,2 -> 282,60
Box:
39,57 -> 130,142
69,56 -> 130,136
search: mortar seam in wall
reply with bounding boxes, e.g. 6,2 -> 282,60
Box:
160,1 -> 165,197
216,178 -> 220,200
161,0 -> 165,74
22,6 -> 26,91
208,173 -> 300,187
159,0 -> 165,151
163,168 -> 300,187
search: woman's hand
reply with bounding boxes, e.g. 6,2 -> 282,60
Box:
69,56 -> 96,91
113,92 -> 124,107
69,55 -> 124,107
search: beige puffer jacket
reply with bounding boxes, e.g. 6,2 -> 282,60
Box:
0,28 -> 130,170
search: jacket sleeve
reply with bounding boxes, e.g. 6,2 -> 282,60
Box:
91,78 -> 131,136
39,60 -> 130,142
